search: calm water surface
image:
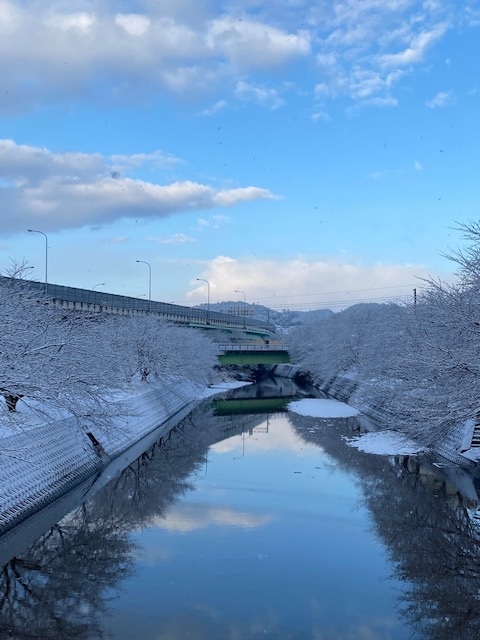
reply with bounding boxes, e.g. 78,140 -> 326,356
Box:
1,379 -> 480,639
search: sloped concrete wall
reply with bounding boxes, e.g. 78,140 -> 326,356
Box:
271,363 -> 478,472
0,377 -> 203,535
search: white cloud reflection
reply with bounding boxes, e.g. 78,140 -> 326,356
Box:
154,502 -> 272,532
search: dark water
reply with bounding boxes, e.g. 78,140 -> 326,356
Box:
1,379 -> 480,640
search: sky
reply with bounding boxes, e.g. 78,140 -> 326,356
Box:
1,0 -> 479,311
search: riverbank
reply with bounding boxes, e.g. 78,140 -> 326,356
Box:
271,363 -> 479,472
0,376 -> 246,536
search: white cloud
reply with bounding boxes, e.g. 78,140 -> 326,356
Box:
196,214 -> 230,229
311,110 -> 332,122
46,11 -> 97,33
414,160 -> 424,171
349,68 -> 386,99
198,99 -> 227,116
213,186 -> 282,206
326,0 -> 415,25
464,2 -> 480,27
0,139 -> 105,184
311,2 -> 453,106
368,169 -> 390,179
0,2 -> 311,113
206,16 -> 311,70
0,139 -> 280,233
148,233 -> 195,244
187,255 -> 442,309
110,151 -> 182,173
359,96 -> 399,108
234,81 -> 285,110
377,22 -> 449,67
114,13 -> 151,37
0,0 -> 457,113
426,90 -> 454,107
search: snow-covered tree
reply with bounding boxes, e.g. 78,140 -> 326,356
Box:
288,302 -> 407,383
0,272 -> 218,427
106,315 -> 218,385
288,221 -> 480,448
0,275 -> 121,422
389,257 -> 480,445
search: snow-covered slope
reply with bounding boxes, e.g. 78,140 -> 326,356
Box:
0,376 -> 203,534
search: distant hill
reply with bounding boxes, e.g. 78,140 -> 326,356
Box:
195,301 -> 334,330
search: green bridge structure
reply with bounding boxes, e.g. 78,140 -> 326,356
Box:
217,342 -> 290,365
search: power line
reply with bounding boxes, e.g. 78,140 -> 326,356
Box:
257,294 -> 412,311
175,286 -> 417,311
251,283 -> 418,301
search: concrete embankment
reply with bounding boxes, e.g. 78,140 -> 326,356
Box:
0,376 -> 204,536
270,363 -> 478,472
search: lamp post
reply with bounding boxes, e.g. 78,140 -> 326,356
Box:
27,229 -> 48,295
235,289 -> 247,327
233,430 -> 246,460
93,283 -> 105,291
235,289 -> 246,304
136,260 -> 152,310
21,266 -> 35,279
196,278 -> 210,321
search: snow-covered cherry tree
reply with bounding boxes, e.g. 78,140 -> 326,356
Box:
288,220 -> 480,448
110,315 -> 218,385
388,225 -> 480,444
0,274 -> 122,422
0,267 -> 217,428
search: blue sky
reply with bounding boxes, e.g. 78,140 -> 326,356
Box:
1,0 -> 479,310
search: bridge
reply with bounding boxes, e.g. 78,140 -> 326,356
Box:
217,341 -> 290,365
4,277 -> 275,338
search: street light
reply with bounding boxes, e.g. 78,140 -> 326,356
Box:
196,278 -> 210,320
136,260 -> 152,310
235,289 -> 246,304
235,289 -> 247,327
21,266 -> 35,279
93,283 -> 105,291
27,229 -> 48,295
233,431 -> 246,460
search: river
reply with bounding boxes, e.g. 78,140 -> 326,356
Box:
1,378 -> 479,639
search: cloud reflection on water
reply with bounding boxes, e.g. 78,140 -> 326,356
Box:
211,413 -> 326,456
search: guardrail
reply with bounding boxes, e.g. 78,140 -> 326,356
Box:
218,343 -> 288,352
2,277 -> 275,335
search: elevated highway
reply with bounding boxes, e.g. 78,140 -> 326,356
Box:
5,278 -> 275,338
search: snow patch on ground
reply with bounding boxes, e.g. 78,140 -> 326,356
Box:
346,431 -> 426,456
287,398 -> 360,418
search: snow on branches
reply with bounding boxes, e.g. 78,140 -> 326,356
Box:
0,272 -> 218,429
287,222 -> 480,449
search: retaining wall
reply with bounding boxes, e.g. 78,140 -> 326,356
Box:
0,376 -> 203,535
271,363 -> 478,473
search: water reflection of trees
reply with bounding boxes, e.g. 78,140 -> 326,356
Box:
0,387 -> 282,638
0,511 -> 133,639
0,404 -> 219,640
290,413 -> 480,640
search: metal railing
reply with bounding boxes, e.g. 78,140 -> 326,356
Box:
2,277 -> 275,335
218,342 -> 287,352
